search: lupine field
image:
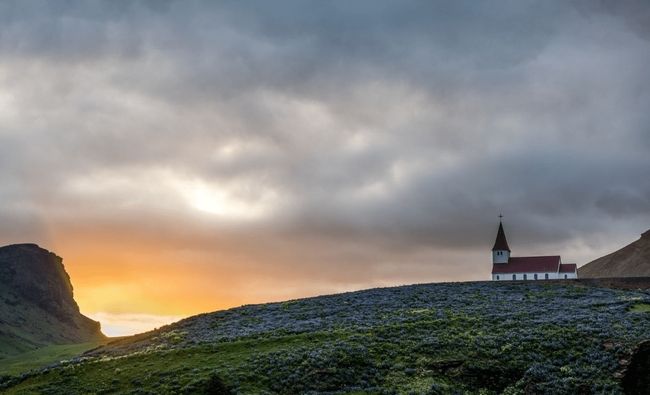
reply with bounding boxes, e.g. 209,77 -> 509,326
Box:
2,280 -> 649,394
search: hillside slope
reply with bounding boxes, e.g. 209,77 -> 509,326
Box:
3,281 -> 650,394
579,230 -> 650,278
0,244 -> 104,357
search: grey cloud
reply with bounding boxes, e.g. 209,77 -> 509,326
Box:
0,0 -> 649,281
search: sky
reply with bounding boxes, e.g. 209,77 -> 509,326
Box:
1,0 -> 649,336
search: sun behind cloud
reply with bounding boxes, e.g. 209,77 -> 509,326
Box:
177,178 -> 280,220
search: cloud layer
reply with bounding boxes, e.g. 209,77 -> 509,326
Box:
1,1 -> 649,322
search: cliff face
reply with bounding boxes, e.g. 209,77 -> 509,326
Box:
578,230 -> 650,278
0,244 -> 104,356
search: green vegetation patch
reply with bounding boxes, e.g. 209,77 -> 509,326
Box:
1,331 -> 336,394
629,303 -> 650,313
0,342 -> 103,376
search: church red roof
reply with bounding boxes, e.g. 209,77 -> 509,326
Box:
491,255 -> 561,274
559,263 -> 577,273
492,222 -> 511,252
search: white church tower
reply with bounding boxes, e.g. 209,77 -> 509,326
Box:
492,219 -> 511,264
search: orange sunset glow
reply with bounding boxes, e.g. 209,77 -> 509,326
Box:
44,220 -> 490,335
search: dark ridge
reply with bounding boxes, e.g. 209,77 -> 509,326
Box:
0,243 -> 105,357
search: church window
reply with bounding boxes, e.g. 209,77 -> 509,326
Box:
523,274 -> 527,280
534,274 -> 538,280
564,274 -> 568,279
512,274 -> 516,280
496,275 -> 500,280
545,273 -> 549,280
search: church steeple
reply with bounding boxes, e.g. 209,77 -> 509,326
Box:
492,221 -> 510,252
492,218 -> 510,264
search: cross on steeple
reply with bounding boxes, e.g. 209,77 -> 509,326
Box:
498,213 -> 503,220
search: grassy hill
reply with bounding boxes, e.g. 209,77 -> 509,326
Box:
2,280 -> 650,394
0,342 -> 104,377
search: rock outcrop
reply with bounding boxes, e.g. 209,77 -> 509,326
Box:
579,230 -> 650,278
0,244 -> 104,356
622,340 -> 650,395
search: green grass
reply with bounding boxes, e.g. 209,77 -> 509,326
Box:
2,332 -> 334,394
629,303 -> 650,313
0,342 -> 103,376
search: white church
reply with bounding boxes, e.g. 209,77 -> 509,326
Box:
491,220 -> 577,281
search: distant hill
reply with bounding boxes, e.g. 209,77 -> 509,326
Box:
579,230 -> 650,278
3,281 -> 650,393
0,244 -> 104,357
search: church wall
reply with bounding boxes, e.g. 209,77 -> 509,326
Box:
491,272 -> 576,281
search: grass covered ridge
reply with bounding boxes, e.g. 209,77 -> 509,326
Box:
0,342 -> 104,377
2,281 -> 650,394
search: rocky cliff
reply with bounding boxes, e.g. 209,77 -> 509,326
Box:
579,230 -> 650,278
0,244 -> 104,356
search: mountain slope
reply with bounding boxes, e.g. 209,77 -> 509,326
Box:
3,280 -> 650,394
579,230 -> 650,278
0,244 -> 104,357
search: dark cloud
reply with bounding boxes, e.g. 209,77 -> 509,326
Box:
0,0 -> 649,288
